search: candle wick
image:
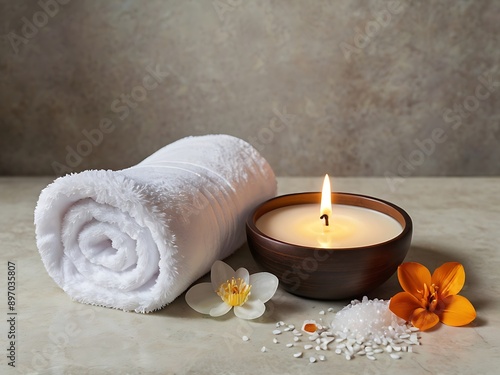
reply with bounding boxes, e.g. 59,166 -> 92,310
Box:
320,214 -> 329,226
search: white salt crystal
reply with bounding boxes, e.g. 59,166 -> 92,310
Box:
309,356 -> 317,363
273,338 -> 279,344
309,333 -> 319,341
242,336 -> 249,342
321,337 -> 334,345
293,352 -> 302,358
261,346 -> 267,353
272,329 -> 282,335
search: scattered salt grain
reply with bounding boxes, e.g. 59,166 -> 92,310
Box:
242,336 -> 249,342
319,355 -> 326,361
390,353 -> 401,360
261,346 -> 267,353
309,356 -> 317,363
293,336 -> 300,342
286,343 -> 294,348
272,329 -> 282,335
273,338 -> 279,344
304,344 -> 313,350
293,352 -> 302,358
319,310 -> 325,315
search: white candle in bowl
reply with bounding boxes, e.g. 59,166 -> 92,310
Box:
256,204 -> 403,248
255,175 -> 403,248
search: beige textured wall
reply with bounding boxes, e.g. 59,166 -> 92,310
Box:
0,0 -> 499,177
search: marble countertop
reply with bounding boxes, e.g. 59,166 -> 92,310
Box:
1,177 -> 499,375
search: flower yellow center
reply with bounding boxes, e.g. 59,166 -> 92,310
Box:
419,283 -> 439,312
216,277 -> 252,307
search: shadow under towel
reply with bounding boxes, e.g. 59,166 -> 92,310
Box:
34,134 -> 276,313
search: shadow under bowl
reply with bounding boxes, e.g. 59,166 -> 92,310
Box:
246,192 -> 412,300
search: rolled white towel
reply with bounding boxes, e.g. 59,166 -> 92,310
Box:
34,134 -> 276,313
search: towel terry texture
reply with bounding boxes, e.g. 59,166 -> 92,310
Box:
34,135 -> 276,313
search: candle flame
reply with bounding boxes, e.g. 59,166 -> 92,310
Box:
320,174 -> 332,223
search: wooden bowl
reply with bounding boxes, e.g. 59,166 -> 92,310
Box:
246,192 -> 412,300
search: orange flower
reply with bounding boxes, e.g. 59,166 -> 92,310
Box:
389,262 -> 476,331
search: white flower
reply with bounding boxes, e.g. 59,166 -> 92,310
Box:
185,260 -> 279,320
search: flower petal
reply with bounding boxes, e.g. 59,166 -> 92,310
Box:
234,298 -> 266,320
249,272 -> 279,303
235,267 -> 250,284
398,262 -> 431,297
438,295 -> 476,327
211,260 -> 235,291
389,292 -> 424,321
411,307 -> 440,331
209,302 -> 233,317
432,262 -> 465,298
185,283 -> 221,314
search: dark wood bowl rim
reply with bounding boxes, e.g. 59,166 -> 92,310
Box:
247,192 -> 412,251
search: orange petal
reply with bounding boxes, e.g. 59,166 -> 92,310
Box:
438,295 -> 476,327
389,292 -> 424,321
398,262 -> 431,297
411,307 -> 440,331
432,262 -> 465,298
